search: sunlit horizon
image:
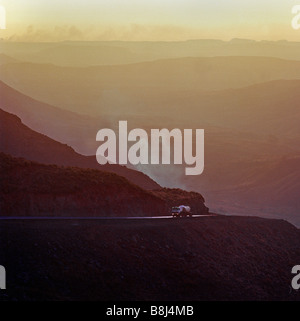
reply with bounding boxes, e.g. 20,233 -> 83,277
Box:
0,0 -> 299,42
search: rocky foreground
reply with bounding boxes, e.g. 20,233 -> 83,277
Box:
0,215 -> 300,301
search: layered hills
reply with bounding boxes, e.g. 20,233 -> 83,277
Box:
0,108 -> 159,190
0,152 -> 208,217
1,57 -> 300,115
1,39 -> 300,67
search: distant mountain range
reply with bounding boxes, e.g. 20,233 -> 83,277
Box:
1,39 -> 300,67
1,79 -> 300,156
1,56 -> 300,115
0,53 -> 19,65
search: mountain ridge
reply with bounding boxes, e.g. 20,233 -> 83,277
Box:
0,152 -> 208,217
0,108 -> 160,190
1,56 -> 300,115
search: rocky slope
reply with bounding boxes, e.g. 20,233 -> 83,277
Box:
0,216 -> 299,301
0,108 -> 160,190
0,153 -> 208,217
0,80 -> 102,155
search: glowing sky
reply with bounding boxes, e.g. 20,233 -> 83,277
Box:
0,0 -> 299,41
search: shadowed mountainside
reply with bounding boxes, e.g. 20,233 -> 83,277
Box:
0,153 -> 208,217
0,109 -> 160,190
0,80 -> 105,155
0,216 -> 299,301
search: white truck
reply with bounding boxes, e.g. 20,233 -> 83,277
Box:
171,205 -> 192,218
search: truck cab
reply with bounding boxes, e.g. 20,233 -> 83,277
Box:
171,205 -> 192,218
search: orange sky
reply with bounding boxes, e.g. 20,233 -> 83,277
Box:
0,0 -> 299,41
